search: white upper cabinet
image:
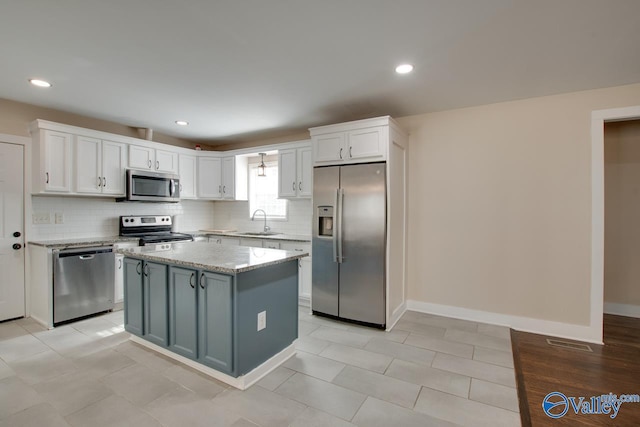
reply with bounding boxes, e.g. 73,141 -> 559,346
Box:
40,130 -> 73,193
155,149 -> 178,173
278,149 -> 297,198
278,143 -> 312,199
196,155 -> 247,200
101,140 -> 127,195
221,156 -> 235,200
75,136 -> 126,196
129,145 -> 154,170
129,145 -> 178,173
310,117 -> 392,166
197,156 -> 222,199
178,154 -> 197,199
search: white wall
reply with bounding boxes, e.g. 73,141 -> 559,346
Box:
397,82 -> 640,333
212,199 -> 311,236
30,196 -> 214,240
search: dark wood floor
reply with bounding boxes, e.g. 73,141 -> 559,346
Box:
512,314 -> 640,426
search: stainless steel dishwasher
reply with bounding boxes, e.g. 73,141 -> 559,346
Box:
53,246 -> 115,325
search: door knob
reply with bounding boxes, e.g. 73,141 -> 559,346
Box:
13,232 -> 21,238
12,243 -> 22,250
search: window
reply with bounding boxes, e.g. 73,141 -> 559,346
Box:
248,159 -> 287,219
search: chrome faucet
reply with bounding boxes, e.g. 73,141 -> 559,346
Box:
251,209 -> 270,232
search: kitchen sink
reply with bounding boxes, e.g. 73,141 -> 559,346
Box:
240,232 -> 281,236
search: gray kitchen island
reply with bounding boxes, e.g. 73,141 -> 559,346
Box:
117,241 -> 307,389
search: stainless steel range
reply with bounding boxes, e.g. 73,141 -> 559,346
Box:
119,215 -> 194,246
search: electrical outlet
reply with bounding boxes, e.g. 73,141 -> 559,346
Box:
32,212 -> 51,224
55,212 -> 64,224
257,311 -> 266,331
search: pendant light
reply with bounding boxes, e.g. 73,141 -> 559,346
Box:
257,153 -> 267,177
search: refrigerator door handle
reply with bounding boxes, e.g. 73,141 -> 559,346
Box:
333,188 -> 339,263
337,188 -> 344,263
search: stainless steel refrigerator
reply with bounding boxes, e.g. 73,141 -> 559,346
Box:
312,162 -> 386,327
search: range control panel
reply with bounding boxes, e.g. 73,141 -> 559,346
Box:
120,215 -> 172,228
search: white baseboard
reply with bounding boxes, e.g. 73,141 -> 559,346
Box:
386,302 -> 407,331
298,296 -> 310,308
406,300 -> 602,344
604,302 -> 640,318
130,336 -> 295,390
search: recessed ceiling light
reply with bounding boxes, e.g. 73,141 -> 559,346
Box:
395,64 -> 414,74
29,78 -> 52,88
175,120 -> 189,126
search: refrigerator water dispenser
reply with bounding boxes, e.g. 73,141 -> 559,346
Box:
318,206 -> 334,237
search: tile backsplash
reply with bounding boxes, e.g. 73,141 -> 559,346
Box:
30,196 -> 214,240
212,199 -> 312,236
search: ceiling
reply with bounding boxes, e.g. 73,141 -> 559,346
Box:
1,0 -> 640,145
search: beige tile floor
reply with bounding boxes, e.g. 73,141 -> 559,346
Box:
0,308 -> 521,426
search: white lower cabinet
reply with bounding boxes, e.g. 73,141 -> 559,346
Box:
280,242 -> 311,306
114,242 -> 139,304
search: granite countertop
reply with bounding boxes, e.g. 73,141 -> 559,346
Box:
117,241 -> 308,274
28,236 -> 140,249
188,230 -> 311,243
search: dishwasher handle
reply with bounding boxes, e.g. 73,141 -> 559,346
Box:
79,255 -> 95,260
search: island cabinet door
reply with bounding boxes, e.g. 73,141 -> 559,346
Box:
198,271 -> 234,375
143,261 -> 169,347
168,266 -> 198,359
123,258 -> 144,336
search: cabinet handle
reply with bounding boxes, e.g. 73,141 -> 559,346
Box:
118,259 -> 122,269
103,177 -> 106,187
46,172 -> 49,184
292,182 -> 296,191
299,260 -> 302,268
189,272 -> 195,289
98,177 -> 102,187
223,185 -> 226,194
200,273 -> 206,289
218,185 -> 222,194
148,160 -> 152,168
136,262 -> 141,275
339,148 -> 343,159
349,146 -> 352,158
299,182 -> 302,191
143,264 -> 150,277
179,184 -> 183,192
156,161 -> 160,170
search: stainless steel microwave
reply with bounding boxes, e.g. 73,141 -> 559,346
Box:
126,169 -> 180,202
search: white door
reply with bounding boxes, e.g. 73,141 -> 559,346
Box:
278,149 -> 297,198
197,156 -> 222,199
222,157 -> 235,199
129,145 -> 154,170
297,147 -> 313,197
178,155 -> 197,199
0,143 -> 25,321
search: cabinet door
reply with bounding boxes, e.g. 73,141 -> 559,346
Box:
313,132 -> 345,164
300,257 -> 312,302
129,145 -> 154,170
75,135 -> 101,194
347,127 -> 385,160
169,267 -> 198,359
114,254 -> 124,304
278,149 -> 297,198
220,237 -> 240,245
297,147 -> 312,198
143,261 -> 168,347
197,157 -> 222,199
199,272 -> 233,374
123,258 -> 144,336
155,149 -> 178,173
178,155 -> 197,199
263,240 -> 280,249
101,140 -> 127,195
240,238 -> 263,248
221,157 -> 235,199
43,130 -> 72,192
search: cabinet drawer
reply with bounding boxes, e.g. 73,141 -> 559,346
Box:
280,242 -> 310,254
263,241 -> 280,250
